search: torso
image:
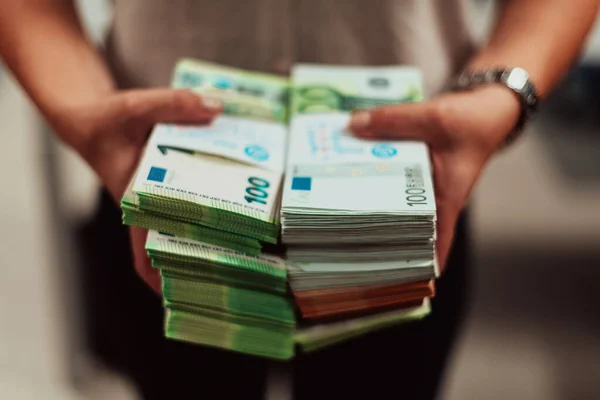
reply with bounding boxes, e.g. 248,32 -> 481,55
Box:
105,0 -> 475,96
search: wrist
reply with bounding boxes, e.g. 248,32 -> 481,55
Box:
466,49 -> 548,99
470,85 -> 523,147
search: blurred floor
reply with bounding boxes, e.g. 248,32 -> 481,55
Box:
1,1 -> 600,399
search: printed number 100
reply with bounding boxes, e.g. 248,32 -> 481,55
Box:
245,177 -> 270,205
406,188 -> 427,206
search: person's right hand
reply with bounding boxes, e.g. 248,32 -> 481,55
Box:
54,89 -> 222,293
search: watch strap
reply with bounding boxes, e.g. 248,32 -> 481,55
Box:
449,67 -> 540,146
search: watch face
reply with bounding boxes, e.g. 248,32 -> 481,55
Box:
505,68 -> 529,91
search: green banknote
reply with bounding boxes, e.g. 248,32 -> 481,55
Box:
294,299 -> 431,353
122,175 -> 264,254
148,231 -> 295,360
291,64 -> 423,114
173,58 -> 289,123
165,305 -> 296,360
162,277 -> 295,325
145,231 -> 288,279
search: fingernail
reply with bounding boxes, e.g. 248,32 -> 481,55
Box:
349,111 -> 371,131
202,97 -> 223,110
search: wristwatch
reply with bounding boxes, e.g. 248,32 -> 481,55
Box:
448,67 -> 540,146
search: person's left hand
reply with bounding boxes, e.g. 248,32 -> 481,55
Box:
349,85 -> 522,271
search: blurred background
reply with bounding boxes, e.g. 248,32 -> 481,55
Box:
1,0 -> 599,398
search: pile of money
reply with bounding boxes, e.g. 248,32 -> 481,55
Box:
282,65 -> 438,320
121,59 -> 435,360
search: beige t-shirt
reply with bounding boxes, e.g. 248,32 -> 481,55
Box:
105,0 -> 475,96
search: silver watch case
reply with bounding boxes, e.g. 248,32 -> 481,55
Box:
455,67 -> 539,113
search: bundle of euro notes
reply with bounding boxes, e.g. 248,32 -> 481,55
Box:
281,65 -> 438,320
121,60 -> 297,359
121,59 -> 434,360
148,230 -> 430,358
121,59 -> 289,253
147,231 -> 296,359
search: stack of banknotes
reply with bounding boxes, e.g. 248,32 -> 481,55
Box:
122,60 -> 297,359
121,60 -> 289,254
121,59 -> 434,360
147,231 -> 296,359
282,65 -> 438,320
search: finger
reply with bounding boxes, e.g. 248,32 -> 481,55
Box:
116,88 -> 223,126
348,102 -> 446,146
129,227 -> 162,294
431,151 -> 480,272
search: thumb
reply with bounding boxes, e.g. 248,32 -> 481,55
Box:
348,102 -> 446,146
114,88 -> 223,126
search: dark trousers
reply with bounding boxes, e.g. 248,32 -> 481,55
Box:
77,190 -> 470,399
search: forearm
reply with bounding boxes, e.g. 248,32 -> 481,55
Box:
0,0 -> 116,147
468,0 -> 600,98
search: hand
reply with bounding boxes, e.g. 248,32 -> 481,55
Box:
54,89 -> 222,293
349,86 -> 521,271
